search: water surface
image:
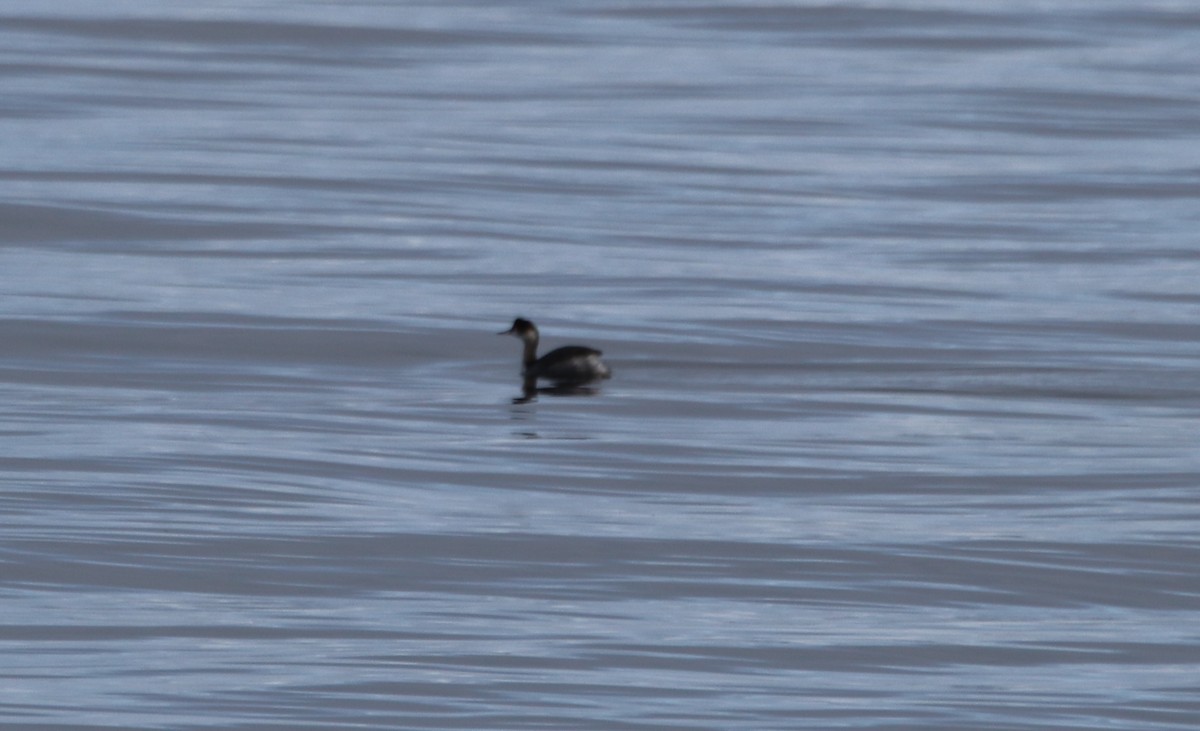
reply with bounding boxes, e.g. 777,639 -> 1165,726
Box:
2,1 -> 1199,729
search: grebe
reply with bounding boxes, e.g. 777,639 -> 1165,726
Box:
498,318 -> 612,385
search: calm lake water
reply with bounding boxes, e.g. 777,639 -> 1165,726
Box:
3,1 -> 1199,729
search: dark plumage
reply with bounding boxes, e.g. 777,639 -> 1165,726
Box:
498,318 -> 612,385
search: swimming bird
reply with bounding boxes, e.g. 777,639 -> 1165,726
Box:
498,318 -> 612,385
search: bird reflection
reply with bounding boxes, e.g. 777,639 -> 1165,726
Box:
511,376 -> 600,404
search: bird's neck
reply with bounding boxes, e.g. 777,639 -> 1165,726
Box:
521,337 -> 539,368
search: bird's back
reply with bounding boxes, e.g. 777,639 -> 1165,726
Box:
528,345 -> 611,383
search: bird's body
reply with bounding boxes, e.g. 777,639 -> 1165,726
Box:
499,318 -> 611,386
525,344 -> 610,383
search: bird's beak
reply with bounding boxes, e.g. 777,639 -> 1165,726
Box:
497,327 -> 514,336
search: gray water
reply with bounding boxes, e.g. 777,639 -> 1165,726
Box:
3,1 -> 1199,729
